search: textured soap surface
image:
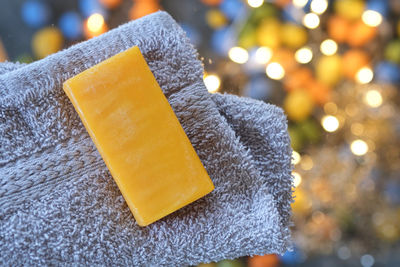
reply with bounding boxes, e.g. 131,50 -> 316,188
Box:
63,46 -> 214,226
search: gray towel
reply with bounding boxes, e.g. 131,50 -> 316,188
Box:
0,11 -> 293,266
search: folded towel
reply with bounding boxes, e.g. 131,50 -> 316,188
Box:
0,11 -> 293,266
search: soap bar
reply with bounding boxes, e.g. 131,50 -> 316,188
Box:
63,46 -> 214,226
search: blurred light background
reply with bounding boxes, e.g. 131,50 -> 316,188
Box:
1,0 -> 400,266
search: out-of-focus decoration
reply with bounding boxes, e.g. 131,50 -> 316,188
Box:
243,75 -> 271,100
201,0 -> 222,6
364,89 -> 382,107
311,0 -> 328,15
206,9 -> 228,29
316,55 -> 342,86
375,61 -> 400,83
284,90 -> 314,121
99,0 -> 122,9
302,12 -> 320,29
327,15 -> 351,43
347,20 -> 377,47
216,259 -> 245,267
130,0 -> 160,20
256,18 -> 281,49
247,0 -> 264,9
220,0 -> 245,20
266,62 -> 285,80
295,46 -> 312,64
279,246 -> 305,264
355,66 -> 373,84
0,39 -> 7,62
248,254 -> 279,267
84,13 -> 108,38
320,39 -> 338,56
350,139 -> 368,156
342,49 -> 370,79
384,39 -> 400,64
229,46 -> 249,64
204,73 -> 221,93
197,263 -> 217,267
271,49 -> 297,72
280,23 -> 308,49
199,0 -> 400,264
334,0 -> 365,20
362,9 -> 383,27
321,115 -> 340,132
255,46 -> 273,64
79,0 -> 106,18
21,0 -> 51,28
59,12 -> 83,40
212,27 -> 236,55
32,27 -> 63,59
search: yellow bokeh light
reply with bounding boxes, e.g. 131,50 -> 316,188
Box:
321,115 -> 339,132
247,0 -> 263,8
300,155 -> 313,170
255,46 -> 273,64
364,89 -> 382,108
87,13 -> 105,33
303,13 -> 320,29
295,47 -> 313,64
311,0 -> 328,15
351,123 -> 364,136
323,102 -> 338,114
362,10 -> 383,27
203,74 -> 221,93
293,0 -> 308,8
266,62 -> 285,80
356,67 -> 374,84
228,47 -> 249,64
320,39 -> 338,56
351,139 -> 368,156
292,151 -> 301,165
293,171 -> 302,187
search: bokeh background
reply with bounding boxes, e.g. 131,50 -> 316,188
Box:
1,0 -> 400,266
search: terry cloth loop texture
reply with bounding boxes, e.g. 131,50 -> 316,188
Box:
0,11 -> 293,266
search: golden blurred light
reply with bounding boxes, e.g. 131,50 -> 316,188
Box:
87,13 -> 104,33
300,155 -> 313,170
311,0 -> 328,14
320,39 -> 338,56
312,211 -> 325,224
321,115 -> 339,132
345,104 -> 358,117
351,123 -> 364,136
293,172 -> 302,187
364,89 -> 383,107
203,74 -> 221,93
303,13 -> 320,29
255,46 -> 273,64
362,10 -> 383,27
293,0 -> 308,8
295,47 -> 313,64
351,139 -> 368,156
356,67 -> 374,84
228,47 -> 249,64
247,0 -> 263,8
292,151 -> 301,165
323,102 -> 338,114
266,62 -> 285,80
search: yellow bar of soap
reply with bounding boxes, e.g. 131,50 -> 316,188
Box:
63,46 -> 214,226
